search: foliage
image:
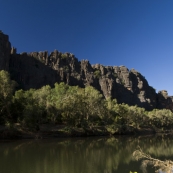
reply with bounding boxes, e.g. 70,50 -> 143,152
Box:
0,70 -> 173,134
0,70 -> 17,124
63,66 -> 69,72
113,73 -> 118,78
146,109 -> 173,129
61,53 -> 68,59
119,78 -> 125,85
94,70 -> 101,78
13,89 -> 40,129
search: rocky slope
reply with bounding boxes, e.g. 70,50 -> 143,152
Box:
1,31 -> 173,111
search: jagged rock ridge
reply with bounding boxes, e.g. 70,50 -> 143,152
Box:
0,31 -> 173,111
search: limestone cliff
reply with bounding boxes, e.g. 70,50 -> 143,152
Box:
0,31 -> 172,111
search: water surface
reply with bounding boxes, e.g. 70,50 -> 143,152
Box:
1,135 -> 173,173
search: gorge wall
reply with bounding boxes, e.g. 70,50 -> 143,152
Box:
1,31 -> 173,111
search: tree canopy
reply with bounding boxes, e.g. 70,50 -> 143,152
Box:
0,70 -> 173,134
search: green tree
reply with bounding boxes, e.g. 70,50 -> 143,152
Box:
0,70 -> 16,124
13,89 -> 44,130
34,85 -> 53,123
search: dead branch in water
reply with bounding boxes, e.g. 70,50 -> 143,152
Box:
133,147 -> 173,173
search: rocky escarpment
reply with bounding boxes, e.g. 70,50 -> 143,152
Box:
0,31 -> 173,111
0,31 -> 11,71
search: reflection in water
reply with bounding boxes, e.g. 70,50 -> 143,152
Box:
1,135 -> 173,173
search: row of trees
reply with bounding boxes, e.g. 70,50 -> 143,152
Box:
0,70 -> 173,132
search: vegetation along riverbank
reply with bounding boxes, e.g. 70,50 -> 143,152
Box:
0,70 -> 173,139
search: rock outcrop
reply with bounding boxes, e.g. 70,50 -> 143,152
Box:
0,31 -> 11,71
0,31 -> 173,111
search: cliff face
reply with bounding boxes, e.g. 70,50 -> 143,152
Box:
1,31 -> 173,111
0,31 -> 11,71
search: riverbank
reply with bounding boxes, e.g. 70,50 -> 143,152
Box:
0,123 -> 171,139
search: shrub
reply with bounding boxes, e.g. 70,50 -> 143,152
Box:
61,53 -> 68,59
94,70 -> 101,78
113,73 -> 118,78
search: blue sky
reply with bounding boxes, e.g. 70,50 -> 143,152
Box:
1,0 -> 173,95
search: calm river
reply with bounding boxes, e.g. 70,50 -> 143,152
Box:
0,135 -> 173,173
